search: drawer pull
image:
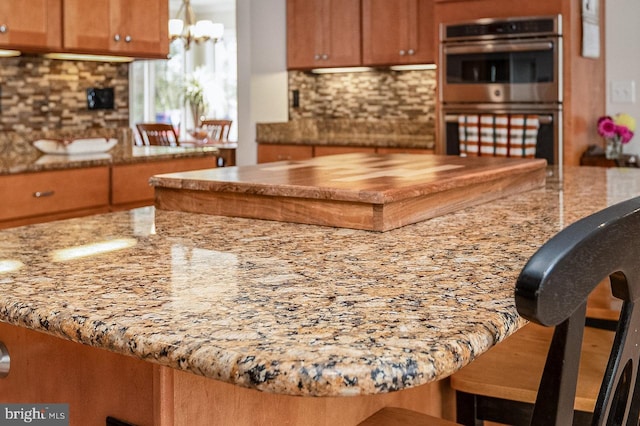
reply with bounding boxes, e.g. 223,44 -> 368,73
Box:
33,190 -> 55,198
0,341 -> 9,378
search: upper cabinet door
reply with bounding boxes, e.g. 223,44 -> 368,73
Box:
0,0 -> 61,50
110,0 -> 168,57
287,0 -> 361,70
362,0 -> 434,66
63,0 -> 169,58
63,0 -> 111,52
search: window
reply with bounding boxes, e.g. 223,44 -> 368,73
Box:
130,10 -> 237,143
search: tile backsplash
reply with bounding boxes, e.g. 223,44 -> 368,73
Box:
288,69 -> 436,122
0,55 -> 129,132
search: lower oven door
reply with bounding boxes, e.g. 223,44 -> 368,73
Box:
440,103 -> 562,165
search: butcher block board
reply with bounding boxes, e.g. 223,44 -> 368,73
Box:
150,153 -> 547,232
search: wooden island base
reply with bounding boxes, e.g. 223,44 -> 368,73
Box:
0,322 -> 451,426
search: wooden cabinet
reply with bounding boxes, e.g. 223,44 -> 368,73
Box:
377,147 -> 435,154
286,0 -> 361,69
63,0 -> 169,58
0,0 -> 61,51
362,0 -> 435,66
258,144 -> 433,163
111,157 -> 216,209
314,145 -> 376,157
0,167 -> 110,228
257,144 -> 314,163
0,322 -> 156,426
0,156 -> 217,228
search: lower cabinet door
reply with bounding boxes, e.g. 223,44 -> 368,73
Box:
0,166 -> 110,222
111,156 -> 216,208
257,144 -> 314,163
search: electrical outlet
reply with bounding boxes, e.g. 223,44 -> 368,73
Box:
292,89 -> 300,108
611,80 -> 636,104
87,87 -> 115,110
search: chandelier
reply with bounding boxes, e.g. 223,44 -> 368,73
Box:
168,0 -> 224,50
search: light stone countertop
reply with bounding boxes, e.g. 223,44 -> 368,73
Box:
0,166 -> 637,397
0,128 -> 220,175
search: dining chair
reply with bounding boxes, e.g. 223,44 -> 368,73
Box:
200,119 -> 232,142
135,123 -> 179,147
359,196 -> 640,426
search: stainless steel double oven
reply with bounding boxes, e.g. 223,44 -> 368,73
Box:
439,15 -> 563,165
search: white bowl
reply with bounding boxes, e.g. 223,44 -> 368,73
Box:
33,138 -> 118,155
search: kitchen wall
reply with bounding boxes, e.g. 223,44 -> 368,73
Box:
288,69 -> 436,122
605,0 -> 640,156
237,0 -> 288,166
0,56 -> 129,132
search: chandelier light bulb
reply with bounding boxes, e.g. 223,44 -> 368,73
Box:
169,0 -> 224,49
168,19 -> 184,39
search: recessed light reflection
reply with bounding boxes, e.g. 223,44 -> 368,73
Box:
52,238 -> 137,262
0,260 -> 24,274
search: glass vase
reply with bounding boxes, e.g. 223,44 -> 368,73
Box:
605,139 -> 623,160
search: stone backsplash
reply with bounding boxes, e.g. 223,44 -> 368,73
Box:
256,119 -> 434,149
288,69 -> 436,122
0,55 -> 129,132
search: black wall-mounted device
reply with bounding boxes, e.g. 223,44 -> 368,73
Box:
87,87 -> 115,110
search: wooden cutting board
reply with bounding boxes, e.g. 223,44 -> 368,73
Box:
150,153 -> 547,231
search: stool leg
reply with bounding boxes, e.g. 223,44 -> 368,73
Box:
456,391 -> 482,426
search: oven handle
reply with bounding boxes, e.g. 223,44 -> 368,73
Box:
444,41 -> 554,55
445,114 -> 554,125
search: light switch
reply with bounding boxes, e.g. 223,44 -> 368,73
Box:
611,80 -> 636,104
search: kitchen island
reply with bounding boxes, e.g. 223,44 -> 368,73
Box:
0,166 -> 638,425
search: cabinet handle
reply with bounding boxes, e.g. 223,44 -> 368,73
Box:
408,49 -> 415,55
114,34 -> 121,42
125,35 -> 132,43
0,341 -> 9,378
33,190 -> 55,198
321,54 -> 328,60
0,25 -> 7,34
399,50 -> 406,56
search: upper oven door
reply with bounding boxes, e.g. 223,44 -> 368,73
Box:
440,37 -> 562,104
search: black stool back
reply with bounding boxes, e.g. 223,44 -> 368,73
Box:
516,196 -> 640,425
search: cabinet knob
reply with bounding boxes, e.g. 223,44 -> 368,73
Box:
0,25 -> 7,34
399,50 -> 406,56
314,54 -> 321,60
0,341 -> 9,378
321,54 -> 328,60
408,49 -> 415,55
114,34 -> 121,42
125,35 -> 132,43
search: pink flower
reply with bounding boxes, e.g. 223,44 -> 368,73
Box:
597,117 -> 616,138
617,126 -> 634,144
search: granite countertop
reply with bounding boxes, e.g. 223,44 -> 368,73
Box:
256,119 -> 435,150
0,166 -> 637,397
0,127 -> 220,175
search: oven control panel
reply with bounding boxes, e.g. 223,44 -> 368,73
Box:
444,16 -> 561,41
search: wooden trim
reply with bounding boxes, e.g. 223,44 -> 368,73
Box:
153,366 -> 175,426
